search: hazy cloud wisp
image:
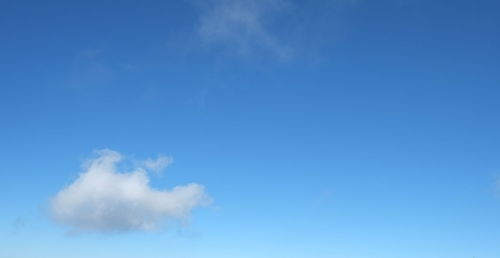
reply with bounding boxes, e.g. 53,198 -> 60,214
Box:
50,149 -> 210,233
142,154 -> 173,173
197,0 -> 292,60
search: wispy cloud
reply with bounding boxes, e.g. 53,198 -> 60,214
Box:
196,0 -> 292,60
50,149 -> 211,233
10,217 -> 26,235
67,48 -> 116,89
142,154 -> 173,173
194,0 -> 359,61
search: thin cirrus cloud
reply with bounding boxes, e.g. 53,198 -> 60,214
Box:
196,0 -> 293,60
49,149 -> 211,233
194,0 -> 359,61
67,48 -> 115,89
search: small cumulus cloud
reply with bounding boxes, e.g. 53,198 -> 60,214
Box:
196,0 -> 293,60
50,149 -> 211,233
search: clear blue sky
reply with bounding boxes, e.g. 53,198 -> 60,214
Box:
1,0 -> 500,257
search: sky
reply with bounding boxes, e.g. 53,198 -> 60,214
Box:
1,0 -> 500,257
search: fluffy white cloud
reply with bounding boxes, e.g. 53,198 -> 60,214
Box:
197,0 -> 292,60
50,149 -> 211,233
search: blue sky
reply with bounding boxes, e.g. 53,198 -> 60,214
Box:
1,0 -> 500,257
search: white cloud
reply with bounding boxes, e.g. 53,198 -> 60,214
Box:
197,0 -> 292,60
142,154 -> 173,173
50,149 -> 211,233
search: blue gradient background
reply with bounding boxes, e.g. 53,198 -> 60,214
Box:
1,1 -> 500,257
